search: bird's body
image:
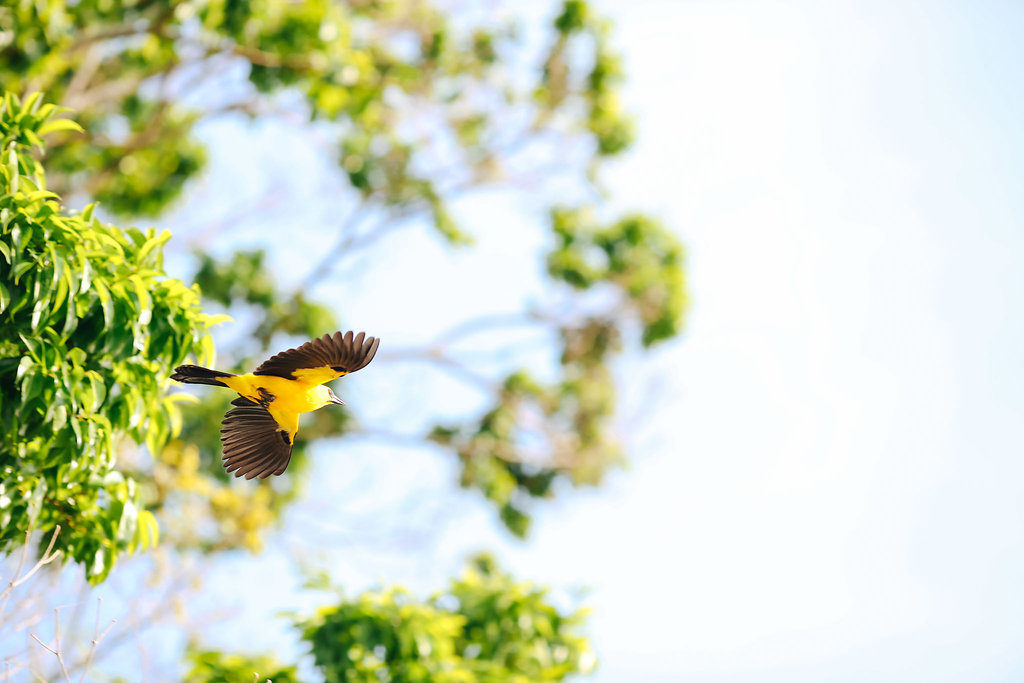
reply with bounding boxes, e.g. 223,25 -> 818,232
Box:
220,373 -> 330,441
171,331 -> 379,479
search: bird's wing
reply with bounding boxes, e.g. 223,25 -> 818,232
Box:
220,397 -> 294,479
252,330 -> 380,384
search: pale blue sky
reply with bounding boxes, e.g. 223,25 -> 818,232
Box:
54,1 -> 1024,680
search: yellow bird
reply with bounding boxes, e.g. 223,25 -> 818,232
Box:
170,331 -> 379,480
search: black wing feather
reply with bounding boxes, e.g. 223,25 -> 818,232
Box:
220,398 -> 293,479
252,330 -> 380,380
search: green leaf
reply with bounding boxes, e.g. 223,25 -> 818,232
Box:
7,144 -> 18,193
21,370 -> 43,406
52,404 -> 67,432
11,260 -> 33,284
79,258 -> 92,294
93,279 -> 113,327
16,356 -> 33,381
130,275 -> 152,326
38,118 -> 84,135
23,91 -> 42,114
136,509 -> 159,551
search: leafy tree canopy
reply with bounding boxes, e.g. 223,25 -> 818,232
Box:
188,554 -> 593,682
0,92 -> 218,581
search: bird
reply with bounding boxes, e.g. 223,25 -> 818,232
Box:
170,331 -> 379,480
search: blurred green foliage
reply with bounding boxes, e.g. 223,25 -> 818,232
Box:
185,649 -> 300,683
0,92 -> 216,581
294,554 -> 594,682
432,209 -> 685,536
548,208 -> 686,346
0,0 -> 630,222
189,556 -> 592,681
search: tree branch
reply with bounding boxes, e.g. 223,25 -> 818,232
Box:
29,609 -> 70,683
376,347 -> 498,393
0,526 -> 62,621
298,204 -> 377,290
73,599 -> 116,683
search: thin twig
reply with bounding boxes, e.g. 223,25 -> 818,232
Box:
0,526 -> 62,620
299,205 -> 375,290
129,611 -> 149,683
300,176 -> 478,291
377,348 -> 497,392
430,311 -> 550,347
28,610 -> 72,682
348,427 -> 555,466
76,598 -> 116,683
0,532 -> 32,619
67,25 -> 154,54
54,609 -> 71,683
184,187 -> 289,249
28,634 -> 54,655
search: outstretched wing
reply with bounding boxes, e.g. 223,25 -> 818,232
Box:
220,397 -> 294,479
252,330 -> 380,384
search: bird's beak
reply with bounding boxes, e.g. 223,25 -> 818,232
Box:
330,396 -> 345,405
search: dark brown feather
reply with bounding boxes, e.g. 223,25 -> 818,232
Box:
252,330 -> 380,380
219,398 -> 293,479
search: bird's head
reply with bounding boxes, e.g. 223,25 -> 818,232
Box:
321,386 -> 345,407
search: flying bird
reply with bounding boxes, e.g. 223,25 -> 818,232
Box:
170,331 -> 379,480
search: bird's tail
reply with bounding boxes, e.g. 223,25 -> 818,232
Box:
171,364 -> 234,387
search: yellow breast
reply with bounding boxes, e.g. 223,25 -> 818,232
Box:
222,374 -> 325,414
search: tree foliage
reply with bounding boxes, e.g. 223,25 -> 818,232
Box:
0,92 -> 217,581
302,555 -> 593,682
189,554 -> 593,682
1,0 -> 629,219
433,209 -> 685,535
186,650 -> 300,683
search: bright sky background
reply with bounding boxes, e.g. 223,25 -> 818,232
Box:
123,1 -> 1024,680
568,1 -> 1024,679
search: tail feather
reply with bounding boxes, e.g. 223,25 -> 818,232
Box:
171,364 -> 233,387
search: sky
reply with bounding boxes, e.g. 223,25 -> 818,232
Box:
549,1 -> 1024,679
25,1 -> 1023,680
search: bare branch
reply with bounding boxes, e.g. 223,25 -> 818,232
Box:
0,532 -> 32,620
300,174 -> 480,291
431,311 -> 553,348
29,614 -> 72,682
347,427 -> 567,468
53,610 -> 71,683
230,44 -> 318,70
28,635 -> 55,656
75,598 -> 116,683
0,526 -> 62,621
12,527 -> 62,590
298,205 -> 380,290
184,187 -> 290,249
377,347 -> 498,393
63,73 -> 149,112
65,2 -> 176,54
67,24 -> 155,54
